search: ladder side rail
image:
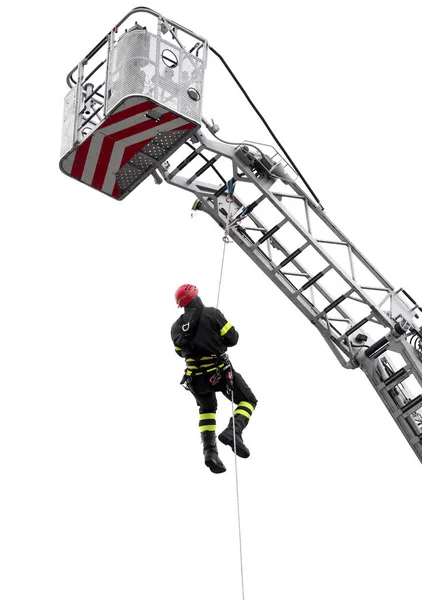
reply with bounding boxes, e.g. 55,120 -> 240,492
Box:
162,138 -> 422,358
301,193 -> 418,324
394,339 -> 422,388
194,133 -> 398,331
164,166 -> 422,457
163,169 -> 374,367
163,172 -> 335,322
195,180 -> 358,334
299,194 -> 395,291
358,355 -> 422,462
161,138 -> 422,462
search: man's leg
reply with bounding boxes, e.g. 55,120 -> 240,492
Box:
192,380 -> 226,474
218,371 -> 258,458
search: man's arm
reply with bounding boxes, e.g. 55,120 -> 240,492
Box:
215,309 -> 239,347
171,322 -> 184,357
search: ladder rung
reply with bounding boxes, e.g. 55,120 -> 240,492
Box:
254,222 -> 283,246
187,156 -> 219,184
301,271 -> 324,291
294,266 -> 331,296
406,421 -> 422,443
168,150 -> 197,179
260,224 -> 279,244
399,395 -> 422,419
314,291 -> 351,319
339,317 -> 369,341
271,244 -> 308,273
381,367 -> 412,392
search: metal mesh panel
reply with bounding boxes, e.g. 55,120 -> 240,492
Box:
107,28 -> 204,122
141,130 -> 188,159
61,86 -> 77,157
155,37 -> 204,122
115,130 -> 191,193
116,153 -> 156,192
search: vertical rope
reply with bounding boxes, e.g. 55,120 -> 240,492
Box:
216,190 -> 246,600
216,241 -> 228,308
216,194 -> 234,308
231,390 -> 246,600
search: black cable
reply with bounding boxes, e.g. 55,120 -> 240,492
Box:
209,46 -> 323,207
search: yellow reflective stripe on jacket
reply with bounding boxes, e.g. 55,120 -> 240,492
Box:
175,346 -> 181,351
185,362 -> 224,376
220,322 -> 233,336
195,367 -> 217,375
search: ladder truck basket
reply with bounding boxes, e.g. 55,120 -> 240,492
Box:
59,9 -> 207,200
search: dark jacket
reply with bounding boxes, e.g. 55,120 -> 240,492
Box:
171,297 -> 239,371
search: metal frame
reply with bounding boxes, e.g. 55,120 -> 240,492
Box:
60,7 -> 209,195
60,7 -> 422,463
66,7 -> 208,89
158,127 -> 422,463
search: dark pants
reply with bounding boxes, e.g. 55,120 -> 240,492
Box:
190,368 -> 258,414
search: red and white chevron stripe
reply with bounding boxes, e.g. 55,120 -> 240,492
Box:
60,97 -> 197,199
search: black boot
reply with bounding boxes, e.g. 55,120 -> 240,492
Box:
218,415 -> 250,458
201,431 -> 226,474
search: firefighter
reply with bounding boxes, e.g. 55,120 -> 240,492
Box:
171,284 -> 258,474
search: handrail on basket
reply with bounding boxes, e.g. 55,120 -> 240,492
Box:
66,6 -> 208,88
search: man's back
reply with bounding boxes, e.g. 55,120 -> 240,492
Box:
171,297 -> 238,360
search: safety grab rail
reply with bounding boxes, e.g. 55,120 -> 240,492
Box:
66,6 -> 208,88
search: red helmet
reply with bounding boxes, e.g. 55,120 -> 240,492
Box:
175,284 -> 198,308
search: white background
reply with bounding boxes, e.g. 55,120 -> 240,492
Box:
1,1 -> 421,598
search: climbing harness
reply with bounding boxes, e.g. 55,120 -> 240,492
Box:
209,369 -> 222,385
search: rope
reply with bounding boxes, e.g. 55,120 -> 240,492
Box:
216,188 -> 246,600
216,192 -> 234,308
231,389 -> 246,600
216,241 -> 228,309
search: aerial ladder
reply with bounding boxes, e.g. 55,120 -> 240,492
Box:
60,7 -> 422,465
